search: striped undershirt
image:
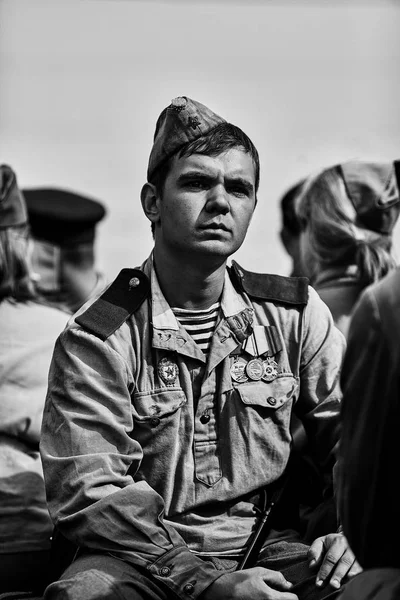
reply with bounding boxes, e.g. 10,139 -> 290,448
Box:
172,302 -> 220,355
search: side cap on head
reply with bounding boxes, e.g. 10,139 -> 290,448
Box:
340,160 -> 400,235
23,187 -> 106,246
0,164 -> 28,229
147,96 -> 226,181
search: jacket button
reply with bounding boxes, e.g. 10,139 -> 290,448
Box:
184,582 -> 195,594
150,417 -> 160,427
267,396 -> 276,406
128,277 -> 140,289
159,566 -> 171,577
200,414 -> 210,424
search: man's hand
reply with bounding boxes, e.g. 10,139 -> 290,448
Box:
201,567 -> 298,599
308,533 -> 362,590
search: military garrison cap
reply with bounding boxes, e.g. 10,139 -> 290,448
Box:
23,187 -> 106,246
339,160 -> 400,235
147,96 -> 226,181
0,164 -> 28,228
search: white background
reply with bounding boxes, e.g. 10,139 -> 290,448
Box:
1,0 -> 399,281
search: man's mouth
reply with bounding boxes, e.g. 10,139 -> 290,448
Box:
200,222 -> 230,232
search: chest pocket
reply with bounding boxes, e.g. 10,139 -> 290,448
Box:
235,375 -> 298,410
132,388 -> 187,422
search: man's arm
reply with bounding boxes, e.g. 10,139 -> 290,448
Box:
296,286 -> 346,480
40,325 -> 224,600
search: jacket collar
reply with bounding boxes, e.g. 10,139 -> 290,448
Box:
145,254 -> 250,332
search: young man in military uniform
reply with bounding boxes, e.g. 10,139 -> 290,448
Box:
40,97 -> 359,600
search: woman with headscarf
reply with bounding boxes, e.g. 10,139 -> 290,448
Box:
306,160 -> 400,598
296,160 -> 400,338
0,165 -> 68,593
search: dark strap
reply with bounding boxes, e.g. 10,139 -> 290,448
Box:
237,470 -> 291,570
230,260 -> 309,305
75,268 -> 150,341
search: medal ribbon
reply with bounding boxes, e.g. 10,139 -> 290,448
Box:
242,326 -> 282,358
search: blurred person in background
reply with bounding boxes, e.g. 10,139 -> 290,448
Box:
23,187 -> 107,314
337,266 -> 400,600
0,166 -> 68,593
279,179 -> 307,277
279,176 -> 338,544
337,161 -> 400,599
296,160 -> 399,338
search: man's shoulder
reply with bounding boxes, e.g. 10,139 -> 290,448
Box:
369,267 -> 400,306
229,260 -> 309,306
357,267 -> 400,333
74,268 -> 150,341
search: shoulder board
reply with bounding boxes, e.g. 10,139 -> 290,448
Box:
229,260 -> 309,305
75,268 -> 150,341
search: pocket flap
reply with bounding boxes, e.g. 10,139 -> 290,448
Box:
236,376 -> 298,410
132,388 -> 187,420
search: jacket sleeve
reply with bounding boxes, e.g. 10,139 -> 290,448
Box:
295,286 -> 347,481
40,325 -> 223,600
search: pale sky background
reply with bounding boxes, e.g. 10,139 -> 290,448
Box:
1,0 -> 400,281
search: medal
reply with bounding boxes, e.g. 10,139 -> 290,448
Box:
230,357 -> 248,383
245,358 -> 264,381
262,357 -> 279,382
158,357 -> 178,385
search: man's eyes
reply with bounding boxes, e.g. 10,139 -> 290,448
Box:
182,178 -> 209,190
188,180 -> 208,189
227,185 -> 250,197
182,179 -> 250,196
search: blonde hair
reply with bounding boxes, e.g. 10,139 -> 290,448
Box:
296,166 -> 397,286
0,225 -> 37,301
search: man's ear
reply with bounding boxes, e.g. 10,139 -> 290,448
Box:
141,183 -> 161,225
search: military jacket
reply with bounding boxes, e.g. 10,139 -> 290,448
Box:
40,255 -> 345,600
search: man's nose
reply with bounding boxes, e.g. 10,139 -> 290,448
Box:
206,184 -> 230,213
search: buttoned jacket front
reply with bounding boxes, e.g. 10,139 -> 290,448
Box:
41,255 -> 345,600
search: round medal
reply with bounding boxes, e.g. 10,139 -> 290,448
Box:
158,357 -> 178,385
230,357 -> 248,383
245,358 -> 264,381
263,358 -> 279,382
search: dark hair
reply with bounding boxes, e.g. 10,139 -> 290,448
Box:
149,122 -> 260,236
280,180 -> 305,237
0,226 -> 36,302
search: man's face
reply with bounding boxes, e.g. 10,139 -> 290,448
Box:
154,148 -> 257,260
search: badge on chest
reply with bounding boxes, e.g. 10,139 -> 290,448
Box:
158,357 -> 179,385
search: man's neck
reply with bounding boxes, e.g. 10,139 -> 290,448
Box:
153,247 -> 226,310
